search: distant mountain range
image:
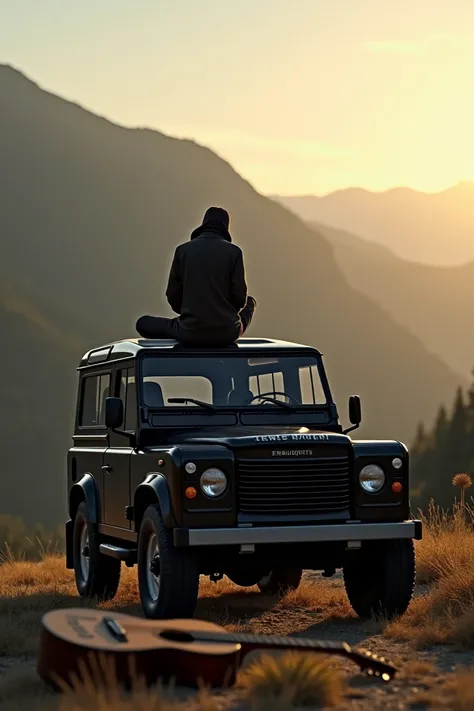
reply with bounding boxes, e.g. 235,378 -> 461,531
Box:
0,64 -> 465,525
273,183 -> 474,266
312,222 -> 474,378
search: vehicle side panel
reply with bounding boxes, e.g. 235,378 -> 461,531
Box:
103,448 -> 132,529
68,443 -> 107,521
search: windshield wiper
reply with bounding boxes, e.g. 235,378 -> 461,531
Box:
167,397 -> 216,412
254,396 -> 295,410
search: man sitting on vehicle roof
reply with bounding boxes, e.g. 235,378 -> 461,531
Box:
136,207 -> 256,346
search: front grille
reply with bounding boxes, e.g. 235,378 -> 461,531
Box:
236,453 -> 351,516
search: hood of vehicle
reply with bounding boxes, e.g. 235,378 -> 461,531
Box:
164,425 -> 352,449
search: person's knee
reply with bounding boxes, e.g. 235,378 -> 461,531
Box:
136,315 -> 153,337
245,296 -> 257,314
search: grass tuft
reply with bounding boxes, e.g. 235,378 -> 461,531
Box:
443,669 -> 474,710
415,500 -> 474,586
238,652 -> 343,709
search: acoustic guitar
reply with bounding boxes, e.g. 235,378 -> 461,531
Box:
37,608 -> 396,690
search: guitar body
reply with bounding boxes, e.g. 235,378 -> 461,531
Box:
37,610 -> 242,689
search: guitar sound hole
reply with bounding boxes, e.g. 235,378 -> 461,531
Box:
159,630 -> 195,643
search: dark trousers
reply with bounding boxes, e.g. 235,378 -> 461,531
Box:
136,296 -> 256,345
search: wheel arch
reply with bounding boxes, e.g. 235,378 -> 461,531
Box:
69,473 -> 99,523
134,473 -> 175,532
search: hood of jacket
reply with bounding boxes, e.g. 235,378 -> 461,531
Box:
190,206 -> 232,242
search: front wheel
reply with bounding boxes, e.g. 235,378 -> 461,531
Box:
137,504 -> 199,619
72,501 -> 121,601
257,567 -> 303,596
343,539 -> 416,619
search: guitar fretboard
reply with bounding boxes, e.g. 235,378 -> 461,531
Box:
194,631 -> 348,653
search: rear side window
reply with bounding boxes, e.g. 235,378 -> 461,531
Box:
79,373 -> 111,427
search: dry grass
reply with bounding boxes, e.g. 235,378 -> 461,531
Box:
0,553 -> 349,710
442,669 -> 474,710
0,516 -> 64,563
0,554 -> 353,657
0,556 -> 139,657
5,500 -> 474,708
0,656 -> 343,711
414,500 -> 474,586
383,502 -> 474,648
0,663 -> 222,711
278,578 -> 353,619
401,659 -> 437,682
238,652 -> 343,709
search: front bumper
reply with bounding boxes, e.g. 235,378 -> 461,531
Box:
173,519 -> 422,547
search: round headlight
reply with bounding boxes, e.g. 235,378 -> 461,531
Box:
200,468 -> 227,497
359,464 -> 385,493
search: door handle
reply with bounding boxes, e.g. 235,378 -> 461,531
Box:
102,465 -> 112,473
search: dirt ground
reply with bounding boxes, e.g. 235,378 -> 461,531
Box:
1,564 -> 473,711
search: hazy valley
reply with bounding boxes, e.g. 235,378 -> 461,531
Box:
274,184 -> 474,267
312,221 -> 474,379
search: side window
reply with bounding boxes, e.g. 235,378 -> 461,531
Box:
79,373 -> 110,427
299,365 -> 325,404
117,368 -> 137,431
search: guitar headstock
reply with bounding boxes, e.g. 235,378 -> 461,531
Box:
352,648 -> 397,681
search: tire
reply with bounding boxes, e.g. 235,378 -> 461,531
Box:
343,539 -> 416,620
257,567 -> 303,595
72,501 -> 121,601
137,504 -> 199,619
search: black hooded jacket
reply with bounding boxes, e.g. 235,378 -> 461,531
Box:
165,210 -> 248,340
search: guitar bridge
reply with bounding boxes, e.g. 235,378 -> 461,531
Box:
103,617 -> 128,643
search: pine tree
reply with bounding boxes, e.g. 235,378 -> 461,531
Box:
434,404 -> 448,443
464,378 -> 474,471
445,386 -> 468,475
411,420 -> 432,501
411,378 -> 473,510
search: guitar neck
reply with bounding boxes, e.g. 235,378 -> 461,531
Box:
198,630 -> 349,656
194,630 -> 395,679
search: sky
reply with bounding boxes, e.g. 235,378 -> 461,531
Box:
2,0 -> 474,195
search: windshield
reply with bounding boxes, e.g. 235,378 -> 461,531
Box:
140,354 -> 329,409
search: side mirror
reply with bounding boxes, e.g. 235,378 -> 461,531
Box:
105,397 -> 124,429
343,395 -> 361,435
349,395 -> 361,425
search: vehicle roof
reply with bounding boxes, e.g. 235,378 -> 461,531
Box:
78,337 -> 321,368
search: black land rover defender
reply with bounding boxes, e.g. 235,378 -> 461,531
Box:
66,337 -> 421,620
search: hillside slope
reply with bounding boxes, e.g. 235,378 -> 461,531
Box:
314,222 -> 474,378
0,288 -> 76,523
0,64 -> 466,523
274,184 -> 474,266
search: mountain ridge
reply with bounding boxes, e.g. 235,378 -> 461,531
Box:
273,183 -> 474,266
312,220 -> 474,378
272,180 -> 474,200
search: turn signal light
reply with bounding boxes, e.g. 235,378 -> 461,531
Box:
392,482 -> 403,493
185,487 -> 197,499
